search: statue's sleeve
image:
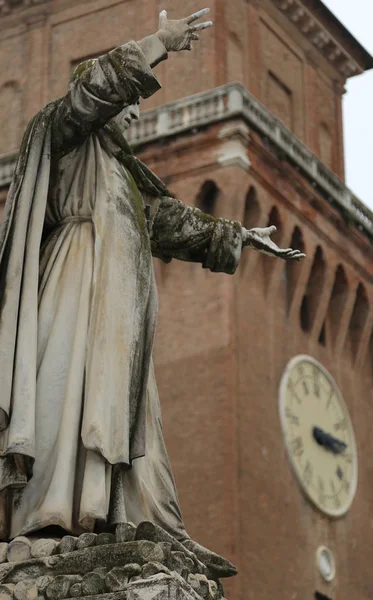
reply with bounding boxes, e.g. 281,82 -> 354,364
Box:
52,36 -> 167,156
149,196 -> 243,275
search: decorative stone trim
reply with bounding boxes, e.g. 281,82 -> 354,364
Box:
217,123 -> 252,171
0,522 -> 225,600
270,0 -> 362,78
1,83 -> 372,238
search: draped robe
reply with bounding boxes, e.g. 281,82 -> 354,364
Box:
0,37 -> 243,540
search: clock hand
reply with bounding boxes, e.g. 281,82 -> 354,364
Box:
313,426 -> 348,455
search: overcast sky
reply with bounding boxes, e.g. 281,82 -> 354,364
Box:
321,0 -> 373,210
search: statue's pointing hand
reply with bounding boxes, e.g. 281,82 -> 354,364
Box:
242,226 -> 306,261
157,8 -> 213,52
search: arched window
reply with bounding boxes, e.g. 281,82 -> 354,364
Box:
266,206 -> 283,245
300,246 -> 326,334
242,186 -> 261,230
285,226 -> 305,314
348,282 -> 369,362
196,180 -> 219,215
240,186 -> 262,278
259,206 -> 283,294
326,265 -> 349,348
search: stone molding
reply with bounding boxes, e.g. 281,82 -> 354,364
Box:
1,82 -> 372,238
270,0 -> 361,78
217,123 -> 252,171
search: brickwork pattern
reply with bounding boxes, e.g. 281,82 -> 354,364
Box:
0,0 -> 358,176
139,119 -> 373,600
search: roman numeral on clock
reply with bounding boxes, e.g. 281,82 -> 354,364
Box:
342,479 -> 350,493
285,407 -> 299,426
303,460 -> 313,486
302,381 -> 309,395
290,436 -> 304,457
330,478 -> 341,508
313,367 -> 321,397
318,476 -> 326,506
326,389 -> 334,410
334,418 -> 347,432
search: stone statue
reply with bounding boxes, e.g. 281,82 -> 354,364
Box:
0,7 -> 305,580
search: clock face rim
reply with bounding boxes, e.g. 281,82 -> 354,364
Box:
279,354 -> 358,518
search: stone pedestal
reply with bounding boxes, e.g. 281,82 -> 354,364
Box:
0,523 -> 225,600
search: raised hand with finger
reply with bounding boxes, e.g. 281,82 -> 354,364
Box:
156,8 -> 213,52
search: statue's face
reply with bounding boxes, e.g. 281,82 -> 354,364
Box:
112,100 -> 140,132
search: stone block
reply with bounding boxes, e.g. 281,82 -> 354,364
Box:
81,572 -> 106,596
115,523 -> 136,544
170,552 -> 190,578
207,581 -> 219,600
141,562 -> 171,579
157,543 -> 172,563
187,574 -> 201,592
14,581 -> 37,600
68,583 -> 81,598
95,533 -> 115,547
35,576 -> 53,595
0,584 -> 15,600
191,575 -> 209,600
127,573 -> 200,600
55,537 -> 76,555
92,568 -> 108,576
135,523 -> 205,575
105,567 -> 129,592
45,575 -> 81,600
75,534 -> 97,550
0,545 -> 8,565
123,564 -> 142,577
7,539 -> 32,563
31,540 -> 57,559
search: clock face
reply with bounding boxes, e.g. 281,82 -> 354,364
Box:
279,355 -> 358,517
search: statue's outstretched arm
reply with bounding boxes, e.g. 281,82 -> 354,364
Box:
149,197 -> 305,273
51,8 -> 213,157
149,196 -> 243,274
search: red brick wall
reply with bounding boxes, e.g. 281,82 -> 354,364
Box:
0,0 -> 347,176
139,119 -> 373,600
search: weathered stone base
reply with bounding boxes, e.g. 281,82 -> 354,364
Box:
0,523 -> 225,600
75,573 -> 211,600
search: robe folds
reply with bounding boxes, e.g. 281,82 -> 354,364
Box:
0,38 -> 243,540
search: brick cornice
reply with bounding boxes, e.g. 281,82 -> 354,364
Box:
270,0 -> 362,78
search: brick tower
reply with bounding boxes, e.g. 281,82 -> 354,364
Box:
0,1 -> 373,599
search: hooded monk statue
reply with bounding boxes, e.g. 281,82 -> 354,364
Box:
0,7 -> 305,577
